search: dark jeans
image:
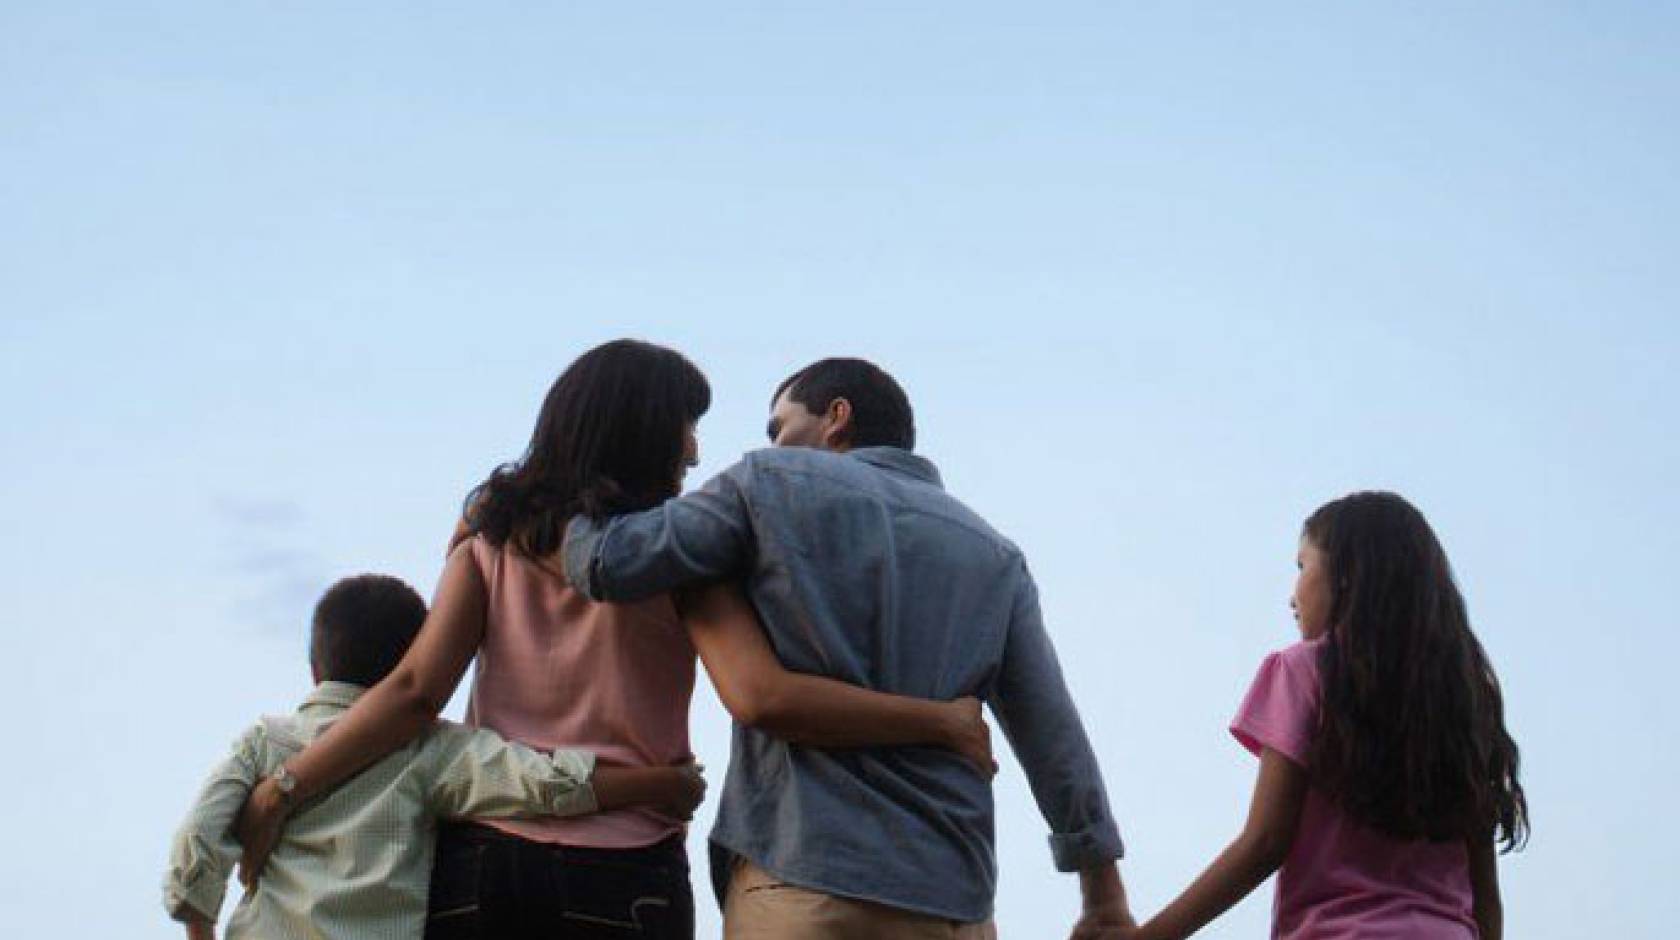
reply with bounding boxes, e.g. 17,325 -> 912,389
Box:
426,821 -> 694,940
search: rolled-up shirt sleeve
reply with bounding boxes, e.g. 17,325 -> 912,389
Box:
989,562 -> 1125,871
563,459 -> 756,602
162,726 -> 265,923
422,723 -> 600,820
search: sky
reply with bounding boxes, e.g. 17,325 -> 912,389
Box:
2,2 -> 1676,937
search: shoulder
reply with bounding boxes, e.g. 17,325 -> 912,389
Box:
1271,638 -> 1323,677
1231,638 -> 1324,764
735,446 -> 859,481
1248,639 -> 1324,702
726,447 -> 896,503
252,714 -> 302,749
463,532 -> 500,571
228,715 -> 294,771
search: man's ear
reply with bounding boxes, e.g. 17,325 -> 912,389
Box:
822,397 -> 853,451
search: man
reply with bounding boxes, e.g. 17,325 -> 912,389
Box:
565,358 -> 1130,938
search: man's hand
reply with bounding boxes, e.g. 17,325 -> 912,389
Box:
234,776 -> 290,889
1069,862 -> 1135,939
1070,907 -> 1136,940
942,696 -> 998,779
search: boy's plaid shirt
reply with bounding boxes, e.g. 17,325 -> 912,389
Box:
164,681 -> 598,940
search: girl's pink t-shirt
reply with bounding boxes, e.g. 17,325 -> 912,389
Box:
463,535 -> 697,849
1231,639 -> 1478,940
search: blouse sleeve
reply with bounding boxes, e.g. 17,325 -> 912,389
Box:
1229,643 -> 1320,768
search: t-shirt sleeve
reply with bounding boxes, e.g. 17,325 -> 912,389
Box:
1229,644 -> 1320,768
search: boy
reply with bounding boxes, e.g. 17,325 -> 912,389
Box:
163,574 -> 704,940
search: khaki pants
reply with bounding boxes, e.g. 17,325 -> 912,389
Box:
723,860 -> 997,940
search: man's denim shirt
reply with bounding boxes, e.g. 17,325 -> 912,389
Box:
564,446 -> 1123,922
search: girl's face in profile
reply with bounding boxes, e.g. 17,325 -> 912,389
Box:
1292,536 -> 1333,640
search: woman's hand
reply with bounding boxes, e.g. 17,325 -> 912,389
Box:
942,696 -> 998,779
234,776 -> 289,888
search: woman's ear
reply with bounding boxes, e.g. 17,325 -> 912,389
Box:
822,397 -> 854,451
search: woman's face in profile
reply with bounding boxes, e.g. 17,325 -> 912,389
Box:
676,422 -> 700,491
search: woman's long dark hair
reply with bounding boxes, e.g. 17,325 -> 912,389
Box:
465,339 -> 710,556
1305,492 -> 1528,852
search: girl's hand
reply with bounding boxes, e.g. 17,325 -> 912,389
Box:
942,696 -> 997,779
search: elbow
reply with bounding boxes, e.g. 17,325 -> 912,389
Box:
723,679 -> 791,733
385,667 -> 448,727
1238,825 -> 1295,876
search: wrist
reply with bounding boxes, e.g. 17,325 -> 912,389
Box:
270,764 -> 300,808
1080,862 -> 1123,903
590,766 -> 657,810
252,775 -> 290,818
1080,862 -> 1132,924
933,700 -> 963,745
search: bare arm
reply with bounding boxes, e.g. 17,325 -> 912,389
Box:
235,543 -> 488,884
1130,748 -> 1309,940
1468,835 -> 1502,940
677,582 -> 993,775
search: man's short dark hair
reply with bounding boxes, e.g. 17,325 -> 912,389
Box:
773,358 -> 916,450
310,574 -> 427,687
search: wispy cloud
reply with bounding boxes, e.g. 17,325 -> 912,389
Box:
214,495 -> 329,634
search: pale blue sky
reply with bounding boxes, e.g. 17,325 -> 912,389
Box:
2,3 -> 1675,937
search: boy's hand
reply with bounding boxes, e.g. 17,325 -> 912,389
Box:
182,912 -> 216,940
942,696 -> 997,779
652,762 -> 707,821
589,762 -> 707,819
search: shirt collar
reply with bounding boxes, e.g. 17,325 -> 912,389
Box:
849,447 -> 943,488
300,681 -> 367,713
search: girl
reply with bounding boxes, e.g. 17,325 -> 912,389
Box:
1118,491 -> 1527,939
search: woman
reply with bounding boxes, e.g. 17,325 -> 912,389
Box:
235,339 -> 989,939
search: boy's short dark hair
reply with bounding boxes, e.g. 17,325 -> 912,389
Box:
310,574 -> 427,687
773,357 -> 916,450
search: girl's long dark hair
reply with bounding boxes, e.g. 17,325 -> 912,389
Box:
1305,492 -> 1528,852
466,339 -> 710,556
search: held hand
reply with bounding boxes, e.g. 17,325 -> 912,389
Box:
1069,904 -> 1137,940
234,777 -> 290,889
944,696 -> 998,779
1073,929 -> 1142,940
1070,864 -> 1135,940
